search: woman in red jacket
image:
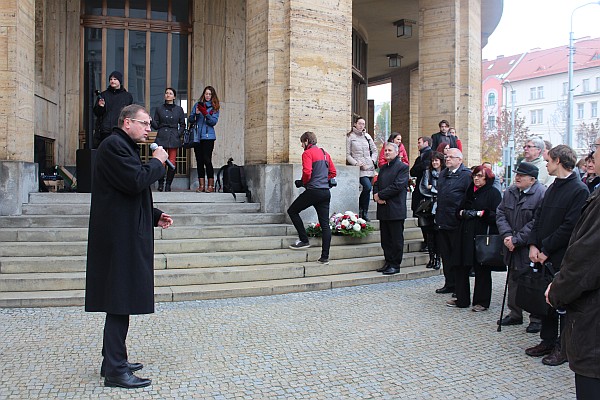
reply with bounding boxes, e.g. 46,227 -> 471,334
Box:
378,132 -> 409,167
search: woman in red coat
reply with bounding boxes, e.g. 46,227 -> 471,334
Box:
378,132 -> 409,167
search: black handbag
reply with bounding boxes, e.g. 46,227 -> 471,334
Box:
515,262 -> 555,316
182,123 -> 195,149
414,198 -> 433,216
474,226 -> 506,270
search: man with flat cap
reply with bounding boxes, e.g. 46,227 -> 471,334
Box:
93,70 -> 134,148
496,162 -> 546,333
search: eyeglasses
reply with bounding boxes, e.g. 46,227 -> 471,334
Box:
127,118 -> 152,127
445,155 -> 460,159
523,145 -> 539,150
591,143 -> 600,152
473,173 -> 485,178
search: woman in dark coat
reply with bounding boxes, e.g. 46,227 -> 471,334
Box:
151,87 -> 185,192
447,165 -> 502,311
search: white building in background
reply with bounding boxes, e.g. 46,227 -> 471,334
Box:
483,37 -> 600,152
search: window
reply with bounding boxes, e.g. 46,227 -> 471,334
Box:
487,93 -> 496,106
530,109 -> 543,125
487,116 -> 496,129
562,82 -> 568,96
582,79 -> 590,93
529,86 -> 544,100
577,103 -> 584,119
592,102 -> 598,118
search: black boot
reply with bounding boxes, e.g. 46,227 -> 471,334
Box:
360,209 -> 370,222
426,254 -> 434,269
433,255 -> 441,270
165,168 -> 175,192
157,178 -> 164,192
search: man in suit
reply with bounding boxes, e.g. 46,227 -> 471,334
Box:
85,104 -> 173,389
373,142 -> 409,275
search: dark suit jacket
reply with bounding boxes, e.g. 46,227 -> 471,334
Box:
374,156 -> 409,221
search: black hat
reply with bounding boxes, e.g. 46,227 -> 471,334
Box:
109,71 -> 123,85
514,162 -> 539,179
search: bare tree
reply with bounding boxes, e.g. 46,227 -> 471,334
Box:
481,108 -> 530,164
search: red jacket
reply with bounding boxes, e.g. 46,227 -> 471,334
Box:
302,144 -> 336,189
378,143 -> 409,167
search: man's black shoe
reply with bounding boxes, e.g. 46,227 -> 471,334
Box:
526,321 -> 542,333
104,372 -> 151,389
435,286 -> 454,294
101,362 -> 143,377
497,316 -> 523,326
382,265 -> 400,275
376,263 -> 388,272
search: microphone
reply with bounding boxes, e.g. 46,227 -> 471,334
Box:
149,143 -> 175,170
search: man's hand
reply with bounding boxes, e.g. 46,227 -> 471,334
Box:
504,236 -> 515,252
98,98 -> 105,107
374,193 -> 386,204
158,213 -> 173,229
545,282 -> 552,306
537,251 -> 548,264
152,145 -> 169,164
529,245 -> 540,263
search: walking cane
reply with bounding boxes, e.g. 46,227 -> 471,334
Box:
497,252 -> 512,333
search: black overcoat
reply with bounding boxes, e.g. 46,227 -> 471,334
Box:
374,156 -> 409,221
409,146 -> 432,211
85,128 -> 165,315
152,102 -> 185,149
458,181 -> 502,266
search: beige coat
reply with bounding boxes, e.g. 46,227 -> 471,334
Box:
346,128 -> 378,178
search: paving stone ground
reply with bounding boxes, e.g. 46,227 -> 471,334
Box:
0,274 -> 575,399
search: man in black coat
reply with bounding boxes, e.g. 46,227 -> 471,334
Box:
93,71 -> 134,148
85,104 -> 173,389
434,148 -> 472,294
525,145 -> 589,367
374,143 -> 409,275
410,136 -> 432,250
431,119 -> 458,152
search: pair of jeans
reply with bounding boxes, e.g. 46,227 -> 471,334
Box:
287,188 -> 331,259
193,140 -> 215,179
359,176 -> 373,212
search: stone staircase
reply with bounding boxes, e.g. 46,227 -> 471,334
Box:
0,192 -> 440,308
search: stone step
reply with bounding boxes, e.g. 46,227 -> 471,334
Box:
21,202 -> 261,215
27,192 -> 248,204
0,239 -> 426,274
0,228 -> 424,257
0,212 -> 287,228
0,265 -> 441,307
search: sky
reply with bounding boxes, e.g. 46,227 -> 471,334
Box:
483,0 -> 600,60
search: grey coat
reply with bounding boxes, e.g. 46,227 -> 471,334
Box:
346,128 -> 378,178
496,181 -> 546,269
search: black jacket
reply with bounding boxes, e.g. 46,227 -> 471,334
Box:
409,146 -> 432,211
152,103 -> 186,149
458,181 -> 502,266
431,132 -> 458,152
85,128 -> 165,315
93,86 -> 134,135
548,189 -> 600,379
435,164 -> 472,230
528,173 -> 589,268
374,156 -> 409,221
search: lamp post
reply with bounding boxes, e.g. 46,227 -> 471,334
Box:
567,1 -> 600,148
502,80 -> 516,185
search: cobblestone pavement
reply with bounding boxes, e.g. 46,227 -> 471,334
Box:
0,275 -> 575,399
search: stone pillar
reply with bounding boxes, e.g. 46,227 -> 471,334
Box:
0,0 -> 38,215
245,0 -> 358,217
391,67 -> 412,159
418,0 -> 481,166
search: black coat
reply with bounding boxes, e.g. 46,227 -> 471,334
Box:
431,132 -> 458,153
152,103 -> 186,149
85,128 -> 165,315
528,173 -> 589,268
496,182 -> 546,269
548,189 -> 600,379
458,182 -> 502,266
93,87 -> 134,135
409,146 -> 432,211
435,164 -> 472,230
374,156 -> 409,221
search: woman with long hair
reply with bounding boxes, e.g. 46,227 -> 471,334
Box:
189,86 -> 220,192
378,132 -> 409,167
419,152 -> 445,269
151,87 -> 185,192
346,117 -> 378,221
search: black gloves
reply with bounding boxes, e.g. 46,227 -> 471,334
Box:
462,209 -> 479,219
295,180 -> 304,188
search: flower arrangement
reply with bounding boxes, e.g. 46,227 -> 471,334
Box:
306,211 -> 374,238
407,177 -> 417,192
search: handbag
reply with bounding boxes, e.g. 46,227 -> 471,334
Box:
182,123 -> 195,149
414,198 -> 433,216
474,226 -> 506,270
515,262 -> 555,316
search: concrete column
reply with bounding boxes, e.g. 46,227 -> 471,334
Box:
418,0 -> 481,166
0,0 -> 38,215
391,68 -> 412,158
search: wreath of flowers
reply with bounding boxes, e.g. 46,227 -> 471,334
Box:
306,211 -> 374,238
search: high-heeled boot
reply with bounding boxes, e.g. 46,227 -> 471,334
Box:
165,168 -> 175,192
196,178 -> 205,193
207,178 -> 215,193
433,254 -> 441,270
157,178 -> 164,192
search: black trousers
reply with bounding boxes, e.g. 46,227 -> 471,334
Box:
540,309 -> 564,346
454,264 -> 492,308
576,374 -> 600,399
102,313 -> 130,377
193,140 -> 215,179
287,188 -> 331,259
379,219 -> 405,268
437,228 -> 461,289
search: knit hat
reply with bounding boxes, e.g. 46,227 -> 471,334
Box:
109,71 -> 123,85
513,162 -> 539,179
